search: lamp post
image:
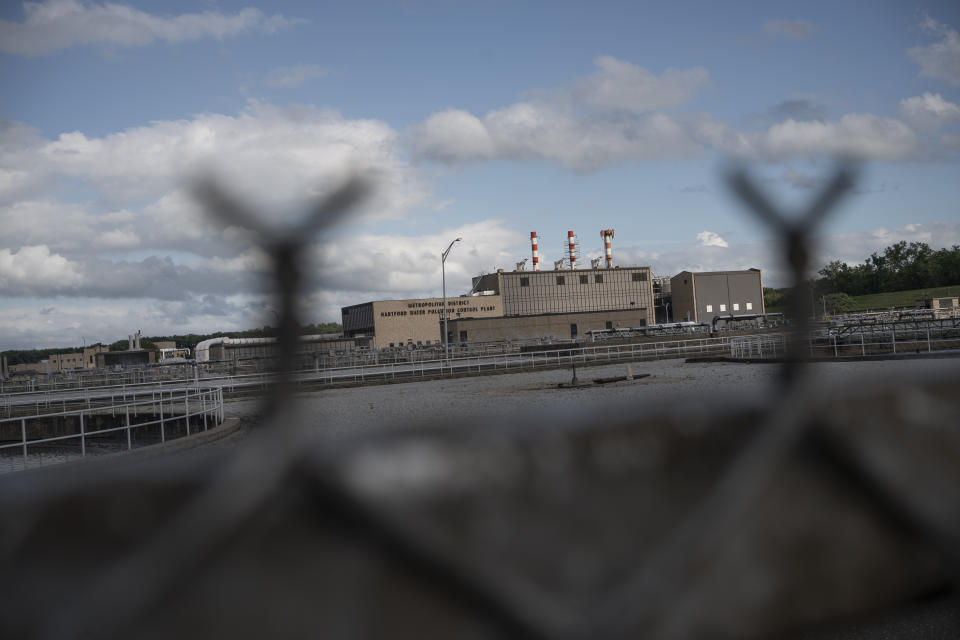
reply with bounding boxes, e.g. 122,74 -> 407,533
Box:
441,237 -> 462,357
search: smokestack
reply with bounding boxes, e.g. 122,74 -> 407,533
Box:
530,231 -> 540,271
601,229 -> 615,268
568,230 -> 577,270
128,334 -> 134,350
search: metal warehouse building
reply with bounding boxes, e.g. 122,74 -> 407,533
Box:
670,269 -> 765,322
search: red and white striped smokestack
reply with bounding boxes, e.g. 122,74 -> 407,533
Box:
568,230 -> 577,270
530,231 -> 540,271
601,228 -> 615,268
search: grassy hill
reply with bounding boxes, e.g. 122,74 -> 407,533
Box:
765,284 -> 960,315
844,285 -> 960,311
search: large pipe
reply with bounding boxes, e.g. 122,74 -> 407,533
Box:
530,231 -> 540,271
601,228 -> 615,268
568,230 -> 577,270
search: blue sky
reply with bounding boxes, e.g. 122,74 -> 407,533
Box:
1,0 -> 959,348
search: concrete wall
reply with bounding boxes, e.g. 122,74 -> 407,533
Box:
447,308 -> 652,343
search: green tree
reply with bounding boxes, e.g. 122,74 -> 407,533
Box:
823,292 -> 855,315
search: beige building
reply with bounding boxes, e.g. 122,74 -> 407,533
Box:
447,308 -> 650,343
49,352 -> 84,372
341,264 -> 655,348
343,295 -> 503,348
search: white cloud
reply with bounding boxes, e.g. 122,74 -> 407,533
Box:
413,56 -> 925,171
908,15 -> 960,86
0,0 -> 304,56
264,64 -> 327,88
30,100 -> 426,218
318,220 -> 520,296
696,231 -> 729,248
572,56 -> 709,112
412,56 -> 710,171
899,92 -> 960,130
746,114 -> 918,160
93,229 -> 140,249
762,20 -> 818,41
0,245 -> 84,292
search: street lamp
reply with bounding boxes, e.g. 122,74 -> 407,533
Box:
441,237 -> 462,356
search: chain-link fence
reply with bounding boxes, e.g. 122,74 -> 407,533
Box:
1,165 -> 959,639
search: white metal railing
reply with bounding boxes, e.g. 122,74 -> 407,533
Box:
809,330 -> 960,358
730,335 -> 785,359
0,386 -> 224,473
1,335 -> 756,411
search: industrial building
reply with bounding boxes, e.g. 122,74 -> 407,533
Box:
670,269 -> 765,323
194,335 -> 356,363
342,229 -> 658,347
342,295 -> 503,348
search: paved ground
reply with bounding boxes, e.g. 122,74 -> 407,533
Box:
221,356 -> 960,440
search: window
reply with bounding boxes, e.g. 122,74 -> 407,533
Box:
746,302 -> 753,310
733,303 -> 740,311
706,305 -> 713,313
579,275 -> 589,284
520,277 -> 529,287
632,272 -> 648,281
720,304 -> 727,312
556,276 -> 565,285
595,274 -> 603,284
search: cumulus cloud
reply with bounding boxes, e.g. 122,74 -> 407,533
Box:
767,99 -> 827,122
0,0 -> 303,56
412,56 -> 924,171
762,19 -> 818,41
696,231 -> 729,248
908,15 -> 960,86
744,114 -> 917,160
0,101 -> 430,322
573,56 -> 709,112
264,64 -> 327,88
0,245 -> 84,293
899,92 -> 960,130
27,100 -> 426,219
318,220 -> 521,296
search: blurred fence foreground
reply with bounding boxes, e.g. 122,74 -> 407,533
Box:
1,168 -> 960,639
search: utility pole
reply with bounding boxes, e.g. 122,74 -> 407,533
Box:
441,237 -> 462,357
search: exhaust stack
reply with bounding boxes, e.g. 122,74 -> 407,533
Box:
601,229 -> 615,268
530,231 -> 540,271
568,230 -> 577,270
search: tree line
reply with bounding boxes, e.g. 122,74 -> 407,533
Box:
2,322 -> 343,366
816,241 -> 960,297
763,241 -> 960,315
